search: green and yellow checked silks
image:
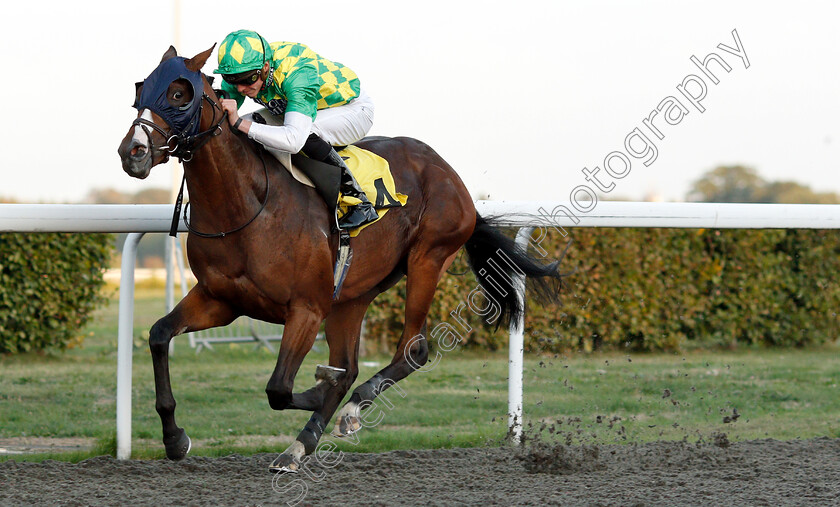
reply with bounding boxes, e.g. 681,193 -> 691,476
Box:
216,30 -> 361,119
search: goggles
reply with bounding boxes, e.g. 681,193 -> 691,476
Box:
222,69 -> 262,86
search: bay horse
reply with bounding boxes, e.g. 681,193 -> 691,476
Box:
117,46 -> 563,472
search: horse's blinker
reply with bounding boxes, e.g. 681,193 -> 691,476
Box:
134,57 -> 204,137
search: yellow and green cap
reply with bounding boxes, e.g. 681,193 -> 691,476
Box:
214,29 -> 271,75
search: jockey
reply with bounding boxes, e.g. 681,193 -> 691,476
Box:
215,29 -> 379,230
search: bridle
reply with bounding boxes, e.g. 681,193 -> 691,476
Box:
131,82 -> 227,163
133,76 -> 270,239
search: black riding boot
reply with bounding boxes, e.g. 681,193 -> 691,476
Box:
302,134 -> 379,230
324,149 -> 380,229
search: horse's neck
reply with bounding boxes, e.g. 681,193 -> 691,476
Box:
183,132 -> 288,229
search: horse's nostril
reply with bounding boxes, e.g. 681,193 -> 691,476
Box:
130,144 -> 148,159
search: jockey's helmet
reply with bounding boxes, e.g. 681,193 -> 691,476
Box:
214,29 -> 271,83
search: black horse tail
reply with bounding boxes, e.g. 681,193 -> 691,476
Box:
463,212 -> 568,329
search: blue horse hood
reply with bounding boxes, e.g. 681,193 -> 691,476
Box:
135,57 -> 206,137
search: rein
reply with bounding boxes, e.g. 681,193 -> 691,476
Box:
179,149 -> 271,238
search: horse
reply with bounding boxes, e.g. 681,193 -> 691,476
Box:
117,45 -> 563,473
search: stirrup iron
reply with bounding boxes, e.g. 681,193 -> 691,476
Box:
333,230 -> 353,300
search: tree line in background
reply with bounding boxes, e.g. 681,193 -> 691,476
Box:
687,165 -> 840,204
2,166 -> 840,353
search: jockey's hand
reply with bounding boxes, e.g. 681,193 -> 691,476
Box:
220,99 -> 240,126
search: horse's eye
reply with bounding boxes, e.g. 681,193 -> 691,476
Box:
173,91 -> 184,100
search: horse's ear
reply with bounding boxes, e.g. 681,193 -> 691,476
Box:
161,45 -> 178,62
185,44 -> 216,72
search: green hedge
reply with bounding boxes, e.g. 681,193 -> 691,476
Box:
363,228 -> 840,353
0,233 -> 112,353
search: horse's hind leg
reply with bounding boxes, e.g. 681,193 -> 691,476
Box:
334,252 -> 454,437
149,287 -> 235,460
270,296 -> 370,473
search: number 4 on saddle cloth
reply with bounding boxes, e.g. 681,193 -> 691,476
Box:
290,145 -> 408,299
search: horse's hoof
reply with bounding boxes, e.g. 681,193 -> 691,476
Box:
332,415 -> 362,438
164,428 -> 192,460
269,453 -> 299,474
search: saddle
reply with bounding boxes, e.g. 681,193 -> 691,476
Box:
291,146 -> 407,237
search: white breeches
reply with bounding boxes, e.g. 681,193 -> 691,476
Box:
311,89 -> 375,146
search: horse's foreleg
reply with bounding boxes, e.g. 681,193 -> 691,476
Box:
286,361 -> 348,410
334,255 -> 444,437
150,288 -> 234,460
265,306 -> 323,412
269,297 -> 369,473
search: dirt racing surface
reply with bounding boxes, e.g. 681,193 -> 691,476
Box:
1,438 -> 839,506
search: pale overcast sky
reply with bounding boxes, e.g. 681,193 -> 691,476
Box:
0,0 -> 837,203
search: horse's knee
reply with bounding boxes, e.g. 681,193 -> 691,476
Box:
266,386 -> 293,410
149,320 -> 173,351
407,337 -> 429,366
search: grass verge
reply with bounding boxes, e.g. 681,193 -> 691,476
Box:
2,288 -> 839,462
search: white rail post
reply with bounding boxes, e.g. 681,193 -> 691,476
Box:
508,226 -> 533,443
117,232 -> 145,460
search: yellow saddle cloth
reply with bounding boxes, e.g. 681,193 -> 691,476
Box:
336,145 -> 408,237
